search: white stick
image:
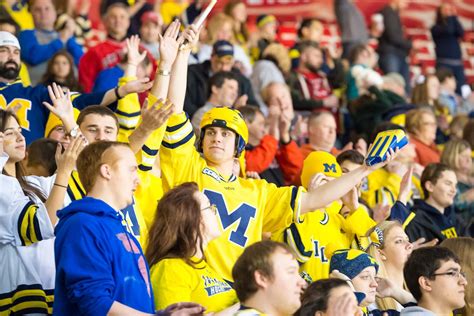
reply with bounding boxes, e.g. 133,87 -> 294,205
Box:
194,0 -> 217,28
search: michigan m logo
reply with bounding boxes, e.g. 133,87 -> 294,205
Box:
204,189 -> 257,247
323,163 -> 337,173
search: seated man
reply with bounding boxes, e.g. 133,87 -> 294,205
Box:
232,240 -> 306,315
191,71 -> 239,133
184,40 -> 256,118
397,163 -> 459,241
300,111 -> 338,158
402,246 -> 468,315
287,40 -> 339,112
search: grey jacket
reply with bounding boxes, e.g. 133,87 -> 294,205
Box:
400,306 -> 437,316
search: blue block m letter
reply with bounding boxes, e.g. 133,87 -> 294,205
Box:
204,190 -> 256,247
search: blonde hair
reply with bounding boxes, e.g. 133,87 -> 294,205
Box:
367,221 -> 405,312
261,43 -> 291,74
405,107 -> 435,135
206,13 -> 236,44
440,238 -> 474,316
441,139 -> 471,171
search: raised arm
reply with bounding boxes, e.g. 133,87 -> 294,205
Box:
150,20 -> 182,101
300,149 -> 397,214
167,24 -> 201,114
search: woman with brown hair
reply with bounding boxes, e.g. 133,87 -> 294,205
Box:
405,108 -> 441,167
41,50 -> 81,92
411,74 -> 450,138
0,109 -> 83,314
440,237 -> 474,316
146,182 -> 238,313
223,0 -> 249,48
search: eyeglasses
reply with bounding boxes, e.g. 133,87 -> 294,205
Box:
431,270 -> 467,280
201,204 -> 217,215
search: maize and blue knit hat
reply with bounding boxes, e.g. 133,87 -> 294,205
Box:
328,249 -> 379,280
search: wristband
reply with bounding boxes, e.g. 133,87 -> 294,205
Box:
54,183 -> 68,189
157,69 -> 171,76
114,87 -> 123,100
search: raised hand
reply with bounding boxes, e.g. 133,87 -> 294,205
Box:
120,78 -> 154,96
398,166 -> 414,205
412,237 -> 438,249
341,187 -> 359,213
55,135 -> 87,175
308,173 -> 329,192
125,35 -> 147,67
158,20 -> 182,68
139,98 -> 175,132
365,146 -> 399,171
372,203 -> 391,223
43,83 -> 76,131
178,24 -> 202,50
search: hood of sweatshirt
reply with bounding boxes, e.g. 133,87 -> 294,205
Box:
400,306 -> 437,316
413,199 -> 455,219
56,197 -> 122,233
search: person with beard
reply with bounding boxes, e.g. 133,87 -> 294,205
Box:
287,41 -> 339,112
0,31 -> 152,144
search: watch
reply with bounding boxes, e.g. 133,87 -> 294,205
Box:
68,125 -> 80,138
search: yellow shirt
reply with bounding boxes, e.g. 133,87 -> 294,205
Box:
150,257 -> 237,312
274,202 -> 376,282
160,113 -> 304,281
361,168 -> 423,208
2,1 -> 34,30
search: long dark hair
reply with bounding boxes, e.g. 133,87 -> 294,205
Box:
0,110 -> 46,202
145,182 -> 205,268
41,50 -> 81,92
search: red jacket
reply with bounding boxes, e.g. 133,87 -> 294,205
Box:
246,135 -> 304,186
78,38 -> 156,93
410,135 -> 441,167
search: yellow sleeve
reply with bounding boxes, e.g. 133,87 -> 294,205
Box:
135,173 -> 163,236
116,76 -> 141,142
344,207 -> 376,237
281,219 -> 314,264
150,259 -> 196,310
160,112 -> 200,191
262,183 -> 305,233
135,94 -> 167,172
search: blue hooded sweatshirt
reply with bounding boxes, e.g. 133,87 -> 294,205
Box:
53,197 -> 154,315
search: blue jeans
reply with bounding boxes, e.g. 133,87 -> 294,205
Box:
379,52 -> 410,94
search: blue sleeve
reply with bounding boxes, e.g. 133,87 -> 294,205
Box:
71,91 -> 107,110
19,30 -> 63,66
390,201 -> 410,223
56,217 -> 115,315
66,37 -> 84,66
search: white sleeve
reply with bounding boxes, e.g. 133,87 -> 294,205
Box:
0,156 -> 55,246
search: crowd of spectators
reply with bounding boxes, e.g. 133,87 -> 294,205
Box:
0,0 -> 472,315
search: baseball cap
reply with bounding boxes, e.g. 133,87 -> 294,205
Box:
0,31 -> 20,50
212,40 -> 234,59
141,11 -> 160,25
300,151 -> 342,189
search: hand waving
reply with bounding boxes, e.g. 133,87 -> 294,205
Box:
42,83 -> 75,129
159,20 -> 182,68
125,35 -> 147,66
